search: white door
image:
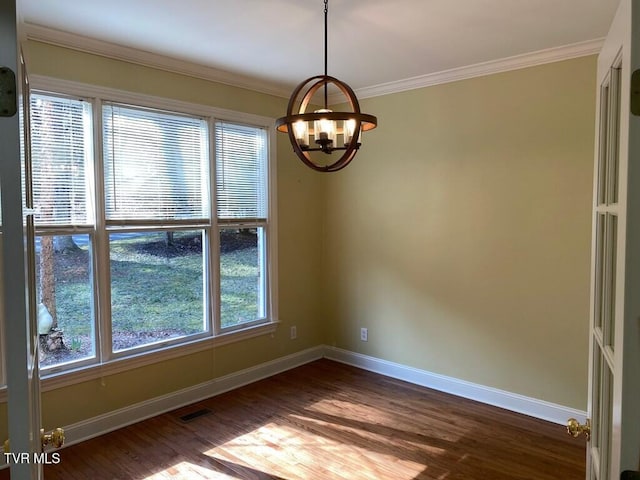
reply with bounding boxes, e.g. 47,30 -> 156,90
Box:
0,0 -> 44,478
581,0 -> 640,478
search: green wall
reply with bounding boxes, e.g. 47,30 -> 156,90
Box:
324,55 -> 596,410
0,40 -> 325,436
1,43 -> 597,443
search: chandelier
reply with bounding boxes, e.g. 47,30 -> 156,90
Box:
275,0 -> 377,172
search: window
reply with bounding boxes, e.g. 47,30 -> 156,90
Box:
102,103 -> 210,353
27,85 -> 276,375
29,93 -> 95,368
102,104 -> 209,222
216,122 -> 268,329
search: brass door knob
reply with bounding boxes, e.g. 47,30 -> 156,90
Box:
41,427 -> 65,449
566,418 -> 590,441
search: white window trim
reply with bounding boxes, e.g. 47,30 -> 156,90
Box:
0,75 -> 279,396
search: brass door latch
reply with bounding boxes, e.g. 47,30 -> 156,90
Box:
41,428 -> 65,449
566,418 -> 590,441
3,427 -> 65,453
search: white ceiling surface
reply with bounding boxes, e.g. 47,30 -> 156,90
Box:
18,0 -> 619,98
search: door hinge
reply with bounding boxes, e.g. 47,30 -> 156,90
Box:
620,471 -> 640,480
632,69 -> 640,117
0,67 -> 17,117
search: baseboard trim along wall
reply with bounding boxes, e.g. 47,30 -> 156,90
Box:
59,345 -> 586,450
323,346 -> 587,426
61,345 -> 325,448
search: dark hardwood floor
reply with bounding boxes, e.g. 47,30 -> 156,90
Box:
3,359 -> 586,479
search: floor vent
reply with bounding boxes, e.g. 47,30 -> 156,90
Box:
179,408 -> 212,422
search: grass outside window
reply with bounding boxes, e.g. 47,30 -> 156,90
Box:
38,230 -> 261,365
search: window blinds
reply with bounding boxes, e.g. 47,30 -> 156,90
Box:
102,103 -> 209,222
29,94 -> 93,226
215,122 -> 267,221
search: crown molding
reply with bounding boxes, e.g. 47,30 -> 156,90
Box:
330,38 -> 604,104
22,23 -> 292,100
23,23 -> 602,105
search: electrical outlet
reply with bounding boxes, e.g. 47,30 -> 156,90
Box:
360,327 -> 368,342
290,326 -> 297,340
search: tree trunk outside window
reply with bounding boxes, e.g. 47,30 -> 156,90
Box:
40,236 -> 57,329
54,235 -> 80,253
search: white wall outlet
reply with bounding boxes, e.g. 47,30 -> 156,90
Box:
360,327 -> 368,342
290,326 -> 297,340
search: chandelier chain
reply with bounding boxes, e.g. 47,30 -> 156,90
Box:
324,0 -> 328,108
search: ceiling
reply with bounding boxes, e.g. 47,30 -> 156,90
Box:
18,0 -> 619,98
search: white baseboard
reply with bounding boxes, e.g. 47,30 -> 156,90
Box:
323,346 -> 587,425
62,345 -> 324,448
41,343 -> 585,456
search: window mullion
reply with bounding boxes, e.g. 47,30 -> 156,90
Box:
105,219 -> 210,229
93,97 -> 113,363
217,218 -> 267,228
209,117 -> 221,336
34,225 -> 94,236
266,126 -> 278,325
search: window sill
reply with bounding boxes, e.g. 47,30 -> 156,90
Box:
0,321 -> 279,401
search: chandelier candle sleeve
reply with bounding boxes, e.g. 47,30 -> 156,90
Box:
343,119 -> 357,146
314,109 -> 336,147
293,120 -> 309,149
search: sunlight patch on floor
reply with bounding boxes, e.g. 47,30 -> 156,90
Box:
306,398 -> 392,423
200,420 -> 430,479
144,460 -> 236,479
289,411 -> 447,455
